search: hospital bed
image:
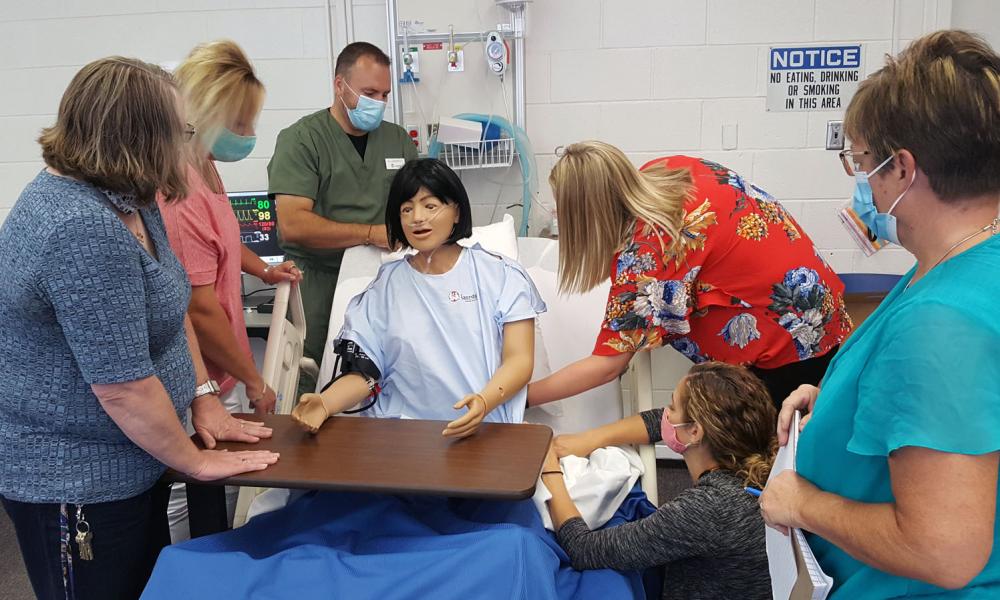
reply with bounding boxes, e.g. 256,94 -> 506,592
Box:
232,280 -> 314,526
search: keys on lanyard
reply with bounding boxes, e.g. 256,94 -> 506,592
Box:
74,505 -> 94,561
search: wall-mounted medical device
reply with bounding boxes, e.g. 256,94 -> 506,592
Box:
484,31 -> 508,77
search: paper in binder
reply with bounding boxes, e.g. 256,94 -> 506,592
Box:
765,411 -> 833,600
791,529 -> 833,600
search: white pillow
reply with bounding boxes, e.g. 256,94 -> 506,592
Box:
459,213 -> 519,260
381,214 -> 519,263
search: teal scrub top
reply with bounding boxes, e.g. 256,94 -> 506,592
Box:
797,234 -> 1000,599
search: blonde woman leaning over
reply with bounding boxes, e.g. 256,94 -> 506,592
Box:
542,362 -> 775,600
158,40 -> 300,540
527,143 -> 849,410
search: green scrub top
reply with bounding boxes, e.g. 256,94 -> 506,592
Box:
797,234 -> 1000,599
267,108 -> 418,272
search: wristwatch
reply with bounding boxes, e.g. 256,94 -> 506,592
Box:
194,379 -> 221,399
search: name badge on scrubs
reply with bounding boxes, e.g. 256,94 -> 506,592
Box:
385,158 -> 405,170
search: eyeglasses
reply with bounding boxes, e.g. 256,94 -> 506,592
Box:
838,149 -> 870,176
183,123 -> 197,141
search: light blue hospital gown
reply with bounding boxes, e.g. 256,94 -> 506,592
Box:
798,233 -> 1000,599
337,244 -> 546,423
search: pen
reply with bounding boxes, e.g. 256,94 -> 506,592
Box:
744,487 -> 762,497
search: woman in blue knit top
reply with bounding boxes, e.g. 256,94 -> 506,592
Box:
0,57 -> 279,600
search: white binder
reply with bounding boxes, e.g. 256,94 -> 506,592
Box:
766,411 -> 833,600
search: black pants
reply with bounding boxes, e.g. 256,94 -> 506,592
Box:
1,482 -> 171,600
750,346 -> 838,411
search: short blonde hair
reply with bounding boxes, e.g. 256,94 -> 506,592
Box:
681,362 -> 777,489
845,30 -> 1000,201
175,40 -> 264,163
549,141 -> 694,294
39,57 -> 188,204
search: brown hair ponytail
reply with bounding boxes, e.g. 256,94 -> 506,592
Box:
681,362 -> 778,488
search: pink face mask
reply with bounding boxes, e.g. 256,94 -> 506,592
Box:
660,409 -> 695,455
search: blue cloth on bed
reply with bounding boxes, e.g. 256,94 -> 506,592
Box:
142,486 -> 656,600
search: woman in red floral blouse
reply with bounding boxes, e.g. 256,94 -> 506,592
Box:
527,141 -> 850,409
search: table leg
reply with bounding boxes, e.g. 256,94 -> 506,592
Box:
185,483 -> 229,538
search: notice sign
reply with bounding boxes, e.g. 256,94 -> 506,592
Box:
767,45 -> 863,112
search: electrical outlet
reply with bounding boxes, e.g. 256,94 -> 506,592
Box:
826,120 -> 845,150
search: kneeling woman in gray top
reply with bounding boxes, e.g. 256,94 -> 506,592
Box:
541,361 -> 775,600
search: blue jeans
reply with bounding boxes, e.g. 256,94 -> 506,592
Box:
1,483 -> 171,600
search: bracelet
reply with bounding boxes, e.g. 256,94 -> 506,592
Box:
365,224 -> 373,246
249,382 -> 268,406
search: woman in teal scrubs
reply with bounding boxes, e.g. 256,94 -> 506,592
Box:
760,30 -> 1000,598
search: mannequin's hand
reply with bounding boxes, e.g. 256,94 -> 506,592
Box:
291,393 -> 329,434
443,393 -> 487,439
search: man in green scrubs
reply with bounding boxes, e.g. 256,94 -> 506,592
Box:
268,42 -> 417,395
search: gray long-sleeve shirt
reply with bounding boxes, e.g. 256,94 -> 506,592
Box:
555,408 -> 771,599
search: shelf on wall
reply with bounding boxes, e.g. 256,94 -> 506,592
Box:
437,138 -> 516,170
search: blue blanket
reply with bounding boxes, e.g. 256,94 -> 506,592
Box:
142,486 -> 657,600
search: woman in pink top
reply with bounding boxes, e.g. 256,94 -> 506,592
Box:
159,40 -> 300,539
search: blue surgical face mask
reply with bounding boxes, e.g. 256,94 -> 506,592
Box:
851,154 -> 916,246
211,127 -> 256,162
341,82 -> 386,132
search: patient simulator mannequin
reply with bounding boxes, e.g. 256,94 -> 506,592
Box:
292,158 -> 545,437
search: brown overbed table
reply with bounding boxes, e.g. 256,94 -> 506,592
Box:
165,414 -> 553,535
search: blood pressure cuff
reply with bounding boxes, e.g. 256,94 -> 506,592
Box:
322,339 -> 381,393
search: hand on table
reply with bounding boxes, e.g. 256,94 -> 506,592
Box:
291,393 -> 329,434
443,393 -> 487,439
192,395 -> 273,449
186,448 -> 280,481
